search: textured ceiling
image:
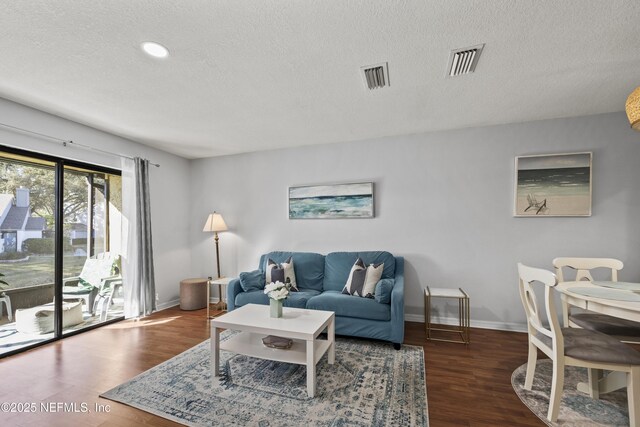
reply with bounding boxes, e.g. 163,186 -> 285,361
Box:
0,1 -> 639,159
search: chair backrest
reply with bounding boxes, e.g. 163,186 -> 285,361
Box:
552,257 -> 623,282
79,252 -> 120,288
517,263 -> 562,358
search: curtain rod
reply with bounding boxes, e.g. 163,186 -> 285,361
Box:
0,122 -> 160,167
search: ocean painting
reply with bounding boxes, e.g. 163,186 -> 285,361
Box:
515,152 -> 592,217
289,182 -> 374,219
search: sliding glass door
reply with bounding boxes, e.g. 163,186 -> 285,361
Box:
62,167 -> 123,335
0,148 -> 122,356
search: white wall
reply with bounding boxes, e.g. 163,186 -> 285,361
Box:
189,112 -> 640,330
0,97 -> 191,308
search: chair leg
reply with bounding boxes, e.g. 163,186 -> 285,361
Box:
587,368 -> 601,400
547,358 -> 565,422
524,342 -> 538,390
0,296 -> 12,322
629,367 -> 640,427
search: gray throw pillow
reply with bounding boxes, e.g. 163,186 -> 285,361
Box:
239,270 -> 266,292
374,278 -> 394,304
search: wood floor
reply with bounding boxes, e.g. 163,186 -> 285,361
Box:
0,305 -> 545,427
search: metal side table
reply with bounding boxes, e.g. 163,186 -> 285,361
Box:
424,286 -> 470,344
207,277 -> 233,319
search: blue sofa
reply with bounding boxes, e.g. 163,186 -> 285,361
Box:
227,251 -> 404,348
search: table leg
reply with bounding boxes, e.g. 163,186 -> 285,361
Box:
306,339 -> 316,398
207,280 -> 211,319
328,318 -> 335,365
577,371 -> 627,395
211,325 -> 220,381
561,297 -> 570,327
425,292 -> 431,340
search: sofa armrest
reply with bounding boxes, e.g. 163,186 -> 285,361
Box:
227,278 -> 244,311
390,256 -> 405,344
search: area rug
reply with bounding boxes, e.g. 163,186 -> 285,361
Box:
512,359 -> 629,426
102,332 -> 428,426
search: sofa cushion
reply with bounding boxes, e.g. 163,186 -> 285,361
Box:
307,291 -> 391,321
260,252 -> 325,292
374,278 -> 394,304
324,251 -> 396,292
239,270 -> 266,292
235,290 -> 321,309
284,290 -> 321,308
235,290 -> 269,307
266,257 -> 298,290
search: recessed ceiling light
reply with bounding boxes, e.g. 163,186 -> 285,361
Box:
141,41 -> 169,58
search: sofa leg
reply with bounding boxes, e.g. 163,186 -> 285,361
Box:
393,343 -> 401,350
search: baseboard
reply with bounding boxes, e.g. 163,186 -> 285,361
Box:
404,313 -> 527,333
154,301 -> 526,333
155,298 -> 222,312
156,299 -> 180,311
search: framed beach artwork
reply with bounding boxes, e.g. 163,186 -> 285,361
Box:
288,182 -> 374,219
514,152 -> 592,217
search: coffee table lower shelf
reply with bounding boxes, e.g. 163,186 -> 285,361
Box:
220,331 -> 331,366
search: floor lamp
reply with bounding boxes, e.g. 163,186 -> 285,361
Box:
203,212 -> 228,278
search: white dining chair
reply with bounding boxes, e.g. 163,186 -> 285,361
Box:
553,257 -> 640,342
518,263 -> 640,425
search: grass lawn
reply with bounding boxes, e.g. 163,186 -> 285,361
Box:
0,255 -> 86,289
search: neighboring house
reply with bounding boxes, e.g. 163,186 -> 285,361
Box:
0,188 -> 46,253
68,222 -> 88,241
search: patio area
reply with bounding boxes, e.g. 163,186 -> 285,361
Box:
0,293 -> 124,356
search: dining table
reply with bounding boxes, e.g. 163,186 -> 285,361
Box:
556,280 -> 640,396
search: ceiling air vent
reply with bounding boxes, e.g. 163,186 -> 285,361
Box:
361,62 -> 389,90
447,44 -> 484,77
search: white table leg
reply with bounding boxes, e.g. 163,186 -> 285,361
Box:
306,339 -> 316,398
328,318 -> 335,365
211,325 -> 220,381
577,371 -> 627,395
628,367 -> 639,427
561,298 -> 570,327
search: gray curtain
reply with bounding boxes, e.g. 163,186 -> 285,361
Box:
122,157 -> 156,318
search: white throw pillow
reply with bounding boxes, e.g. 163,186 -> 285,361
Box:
362,263 -> 384,298
265,257 -> 298,291
343,258 -> 383,299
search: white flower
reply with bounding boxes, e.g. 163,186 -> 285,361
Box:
264,281 -> 289,300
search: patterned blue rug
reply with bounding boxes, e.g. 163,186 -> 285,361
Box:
102,332 -> 428,426
512,359 -> 629,426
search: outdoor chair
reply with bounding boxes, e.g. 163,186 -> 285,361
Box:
518,263 -> 640,425
92,276 -> 124,321
553,257 -> 640,343
0,293 -> 12,321
62,252 -> 120,314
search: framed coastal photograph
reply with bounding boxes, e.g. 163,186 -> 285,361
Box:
289,182 -> 374,219
514,152 -> 592,217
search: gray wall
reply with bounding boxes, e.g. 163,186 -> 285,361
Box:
190,111 -> 640,330
0,97 -> 192,308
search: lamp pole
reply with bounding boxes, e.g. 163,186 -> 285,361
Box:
214,231 -> 221,279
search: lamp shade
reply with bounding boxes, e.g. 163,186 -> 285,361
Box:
626,86 -> 640,131
203,212 -> 228,232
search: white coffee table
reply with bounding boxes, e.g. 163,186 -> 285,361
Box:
210,303 -> 335,398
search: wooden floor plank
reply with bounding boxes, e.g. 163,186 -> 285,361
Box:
0,306 -> 545,426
